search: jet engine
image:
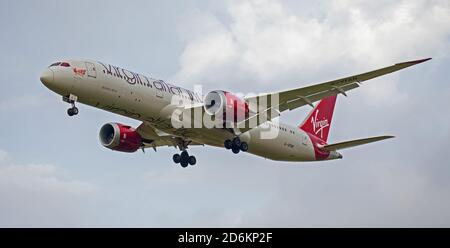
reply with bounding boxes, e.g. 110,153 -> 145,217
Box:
204,90 -> 249,122
99,123 -> 142,153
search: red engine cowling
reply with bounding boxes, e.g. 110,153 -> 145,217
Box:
204,90 -> 249,122
99,123 -> 142,153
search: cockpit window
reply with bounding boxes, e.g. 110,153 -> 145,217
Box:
49,62 -> 61,67
49,62 -> 71,67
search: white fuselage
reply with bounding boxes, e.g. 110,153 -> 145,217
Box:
41,60 -> 338,162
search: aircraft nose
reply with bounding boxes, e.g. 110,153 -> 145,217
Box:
40,68 -> 54,86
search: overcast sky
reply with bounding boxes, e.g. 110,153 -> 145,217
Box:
0,0 -> 449,227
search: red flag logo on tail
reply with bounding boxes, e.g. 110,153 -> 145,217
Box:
311,109 -> 330,139
300,95 -> 337,142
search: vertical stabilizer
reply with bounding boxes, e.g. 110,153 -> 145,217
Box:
299,95 -> 337,142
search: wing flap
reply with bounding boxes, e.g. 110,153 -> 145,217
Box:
321,135 -> 395,151
284,83 -> 358,111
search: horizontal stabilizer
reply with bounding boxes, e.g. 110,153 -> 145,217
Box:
321,135 -> 394,151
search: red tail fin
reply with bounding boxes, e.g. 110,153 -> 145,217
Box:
300,95 -> 337,142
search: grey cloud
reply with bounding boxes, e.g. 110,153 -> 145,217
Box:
166,0 -> 450,227
0,150 -> 97,227
174,0 -> 450,94
0,0 -> 449,227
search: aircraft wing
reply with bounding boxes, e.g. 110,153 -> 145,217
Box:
320,135 -> 395,151
171,59 -> 430,134
245,58 -> 431,113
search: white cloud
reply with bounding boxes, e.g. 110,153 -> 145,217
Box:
168,0 -> 450,227
0,150 -> 96,227
1,0 -> 449,228
174,0 -> 450,105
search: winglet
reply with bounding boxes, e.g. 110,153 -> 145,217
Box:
397,58 -> 432,66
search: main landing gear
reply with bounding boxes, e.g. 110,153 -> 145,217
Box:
172,138 -> 196,168
63,94 -> 79,117
173,150 -> 196,168
224,137 -> 248,154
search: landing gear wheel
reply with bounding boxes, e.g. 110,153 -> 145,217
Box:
224,140 -> 232,150
240,142 -> 248,152
72,107 -> 79,115
232,146 -> 240,154
188,156 -> 197,166
180,151 -> 190,168
173,154 -> 181,164
181,151 -> 189,160
232,137 -> 241,147
67,107 -> 78,116
180,161 -> 189,168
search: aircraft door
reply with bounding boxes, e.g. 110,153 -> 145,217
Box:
85,62 -> 97,78
302,134 -> 308,146
153,80 -> 165,99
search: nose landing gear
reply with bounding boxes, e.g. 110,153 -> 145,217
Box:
67,107 -> 79,116
63,94 -> 79,117
224,137 -> 248,154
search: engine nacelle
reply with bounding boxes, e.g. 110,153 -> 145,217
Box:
99,123 -> 142,153
204,90 -> 249,123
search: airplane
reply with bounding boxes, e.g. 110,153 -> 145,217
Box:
40,58 -> 431,167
